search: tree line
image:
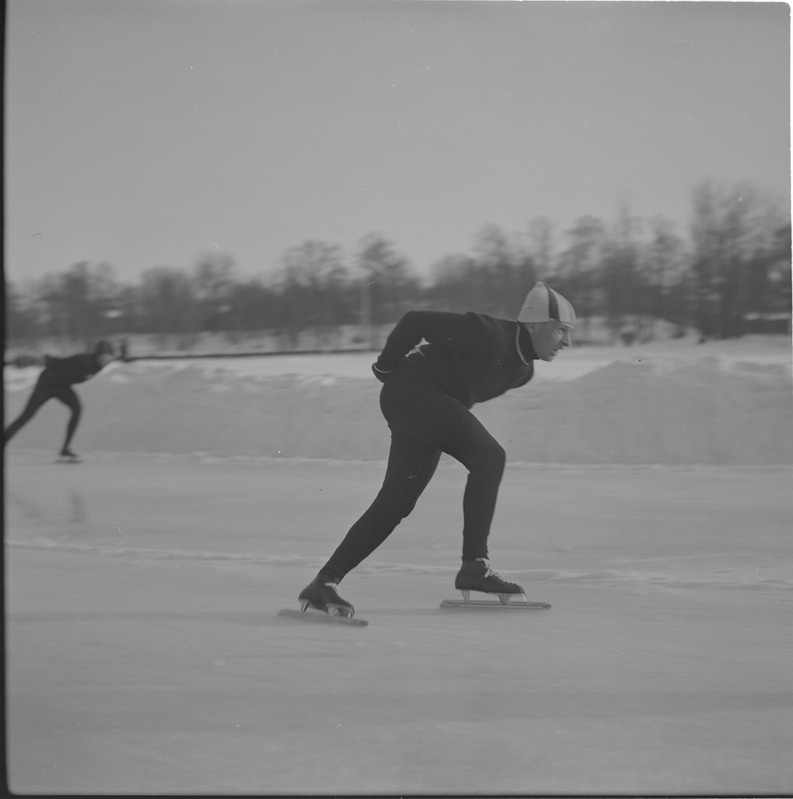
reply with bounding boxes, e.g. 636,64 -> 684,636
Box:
6,180 -> 791,347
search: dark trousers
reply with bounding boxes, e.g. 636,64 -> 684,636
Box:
321,372 -> 506,582
3,379 -> 82,451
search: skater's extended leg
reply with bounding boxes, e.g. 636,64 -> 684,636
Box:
318,432 -> 442,582
3,386 -> 50,445
55,388 -> 81,456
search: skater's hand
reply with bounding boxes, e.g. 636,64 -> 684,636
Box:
372,363 -> 393,383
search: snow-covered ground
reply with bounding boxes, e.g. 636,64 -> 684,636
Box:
4,335 -> 793,464
4,336 -> 793,794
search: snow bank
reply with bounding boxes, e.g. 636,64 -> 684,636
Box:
4,339 -> 792,464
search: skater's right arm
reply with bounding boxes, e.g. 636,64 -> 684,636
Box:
372,311 -> 481,380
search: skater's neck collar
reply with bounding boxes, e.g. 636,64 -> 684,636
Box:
515,322 -> 536,365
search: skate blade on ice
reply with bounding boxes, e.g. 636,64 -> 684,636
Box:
54,457 -> 82,465
278,607 -> 369,627
441,591 -> 550,610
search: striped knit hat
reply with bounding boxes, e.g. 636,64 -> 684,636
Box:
517,282 -> 576,326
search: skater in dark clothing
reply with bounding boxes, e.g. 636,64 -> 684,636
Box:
299,282 -> 576,617
4,340 -> 115,460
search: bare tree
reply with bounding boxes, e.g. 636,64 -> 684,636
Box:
276,239 -> 349,339
556,215 -> 607,340
644,216 -> 686,332
358,233 -> 418,325
689,180 -> 782,338
193,251 -> 237,331
527,216 -> 555,281
140,266 -> 200,341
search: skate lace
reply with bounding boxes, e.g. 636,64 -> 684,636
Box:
480,560 -> 508,582
486,566 -> 504,581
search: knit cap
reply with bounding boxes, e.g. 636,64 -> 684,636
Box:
517,282 -> 576,326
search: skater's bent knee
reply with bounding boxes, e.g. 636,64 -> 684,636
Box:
472,443 -> 506,474
380,495 -> 420,524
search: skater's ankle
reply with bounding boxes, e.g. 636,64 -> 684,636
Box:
317,569 -> 343,585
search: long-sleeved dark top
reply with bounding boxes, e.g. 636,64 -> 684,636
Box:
373,311 -> 536,408
39,354 -> 106,392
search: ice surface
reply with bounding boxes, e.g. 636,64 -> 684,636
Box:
4,337 -> 793,793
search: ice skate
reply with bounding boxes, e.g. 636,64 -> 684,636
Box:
56,447 -> 82,464
441,558 -> 550,610
298,575 -> 355,617
278,576 -> 368,626
455,558 -> 525,600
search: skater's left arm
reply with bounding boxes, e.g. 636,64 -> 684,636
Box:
372,311 -> 483,380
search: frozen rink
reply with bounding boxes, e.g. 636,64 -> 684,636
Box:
4,337 -> 793,794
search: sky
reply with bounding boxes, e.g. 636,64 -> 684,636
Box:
5,0 -> 790,285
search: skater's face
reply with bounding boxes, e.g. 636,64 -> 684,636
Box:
526,321 -> 572,362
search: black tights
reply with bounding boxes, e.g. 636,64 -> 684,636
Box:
3,384 -> 82,452
321,376 -> 506,582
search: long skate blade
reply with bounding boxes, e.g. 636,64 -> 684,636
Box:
54,458 -> 82,465
278,609 -> 369,627
440,599 -> 551,610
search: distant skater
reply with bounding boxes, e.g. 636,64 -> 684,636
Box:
298,282 -> 576,617
4,340 -> 115,460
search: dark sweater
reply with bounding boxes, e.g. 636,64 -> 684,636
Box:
374,311 -> 536,408
40,354 -> 105,391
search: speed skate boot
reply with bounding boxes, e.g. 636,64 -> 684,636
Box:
454,558 -> 526,605
57,447 -> 81,463
298,575 -> 355,619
